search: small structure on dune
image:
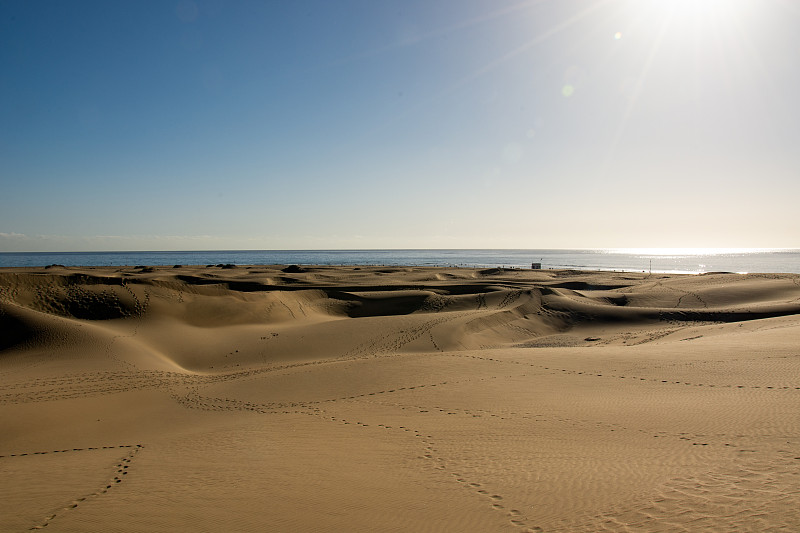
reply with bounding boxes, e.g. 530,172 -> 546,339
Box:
531,262 -> 541,270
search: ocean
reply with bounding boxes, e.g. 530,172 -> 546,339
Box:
0,249 -> 798,274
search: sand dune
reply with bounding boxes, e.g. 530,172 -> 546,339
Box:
2,265 -> 799,531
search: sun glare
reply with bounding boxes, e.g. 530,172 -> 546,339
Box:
609,248 -> 776,256
654,0 -> 755,36
661,0 -> 750,18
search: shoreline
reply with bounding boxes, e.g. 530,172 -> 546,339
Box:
0,263 -> 765,276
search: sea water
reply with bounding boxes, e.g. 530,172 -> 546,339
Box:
0,249 -> 798,274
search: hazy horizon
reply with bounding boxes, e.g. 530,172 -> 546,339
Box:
1,246 -> 796,255
2,0 -> 799,252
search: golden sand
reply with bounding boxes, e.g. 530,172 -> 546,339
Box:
2,264 -> 799,532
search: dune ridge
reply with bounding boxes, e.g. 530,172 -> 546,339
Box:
2,265 -> 799,531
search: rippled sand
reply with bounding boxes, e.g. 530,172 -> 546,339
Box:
2,265 -> 799,532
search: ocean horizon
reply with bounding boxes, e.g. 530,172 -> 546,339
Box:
1,249 -> 798,275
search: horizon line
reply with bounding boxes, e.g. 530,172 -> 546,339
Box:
1,247 -> 796,255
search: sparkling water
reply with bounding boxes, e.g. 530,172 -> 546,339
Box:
1,249 -> 798,274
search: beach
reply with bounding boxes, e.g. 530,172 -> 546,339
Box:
1,264 -> 799,532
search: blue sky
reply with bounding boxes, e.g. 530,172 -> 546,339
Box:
2,0 -> 798,251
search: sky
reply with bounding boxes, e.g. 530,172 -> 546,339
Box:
1,0 -> 799,252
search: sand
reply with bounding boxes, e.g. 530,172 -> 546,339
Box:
1,264 -> 799,532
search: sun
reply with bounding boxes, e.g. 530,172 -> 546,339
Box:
655,0 -> 753,27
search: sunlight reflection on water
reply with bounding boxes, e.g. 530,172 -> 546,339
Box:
1,249 -> 797,274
